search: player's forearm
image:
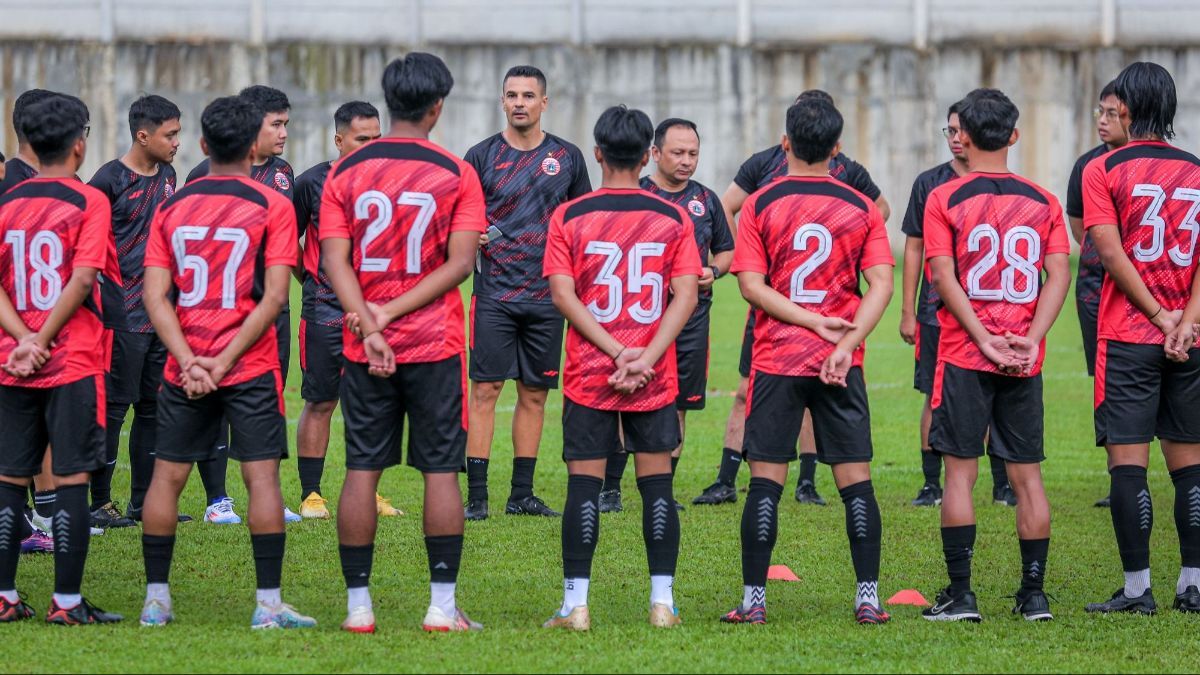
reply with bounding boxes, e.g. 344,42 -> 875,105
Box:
1094,230 -> 1161,317
378,255 -> 472,324
0,288 -> 32,340
34,268 -> 97,349
144,272 -> 196,367
321,239 -> 379,336
838,266 -> 894,351
1179,269 -> 1200,326
549,279 -> 624,359
901,237 -> 923,316
711,250 -> 733,277
1025,254 -> 1071,344
641,277 -> 698,365
737,274 -> 823,330
930,257 -> 992,345
1068,216 -> 1085,246
215,266 -> 290,370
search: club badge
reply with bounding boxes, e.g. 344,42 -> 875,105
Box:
541,156 -> 561,176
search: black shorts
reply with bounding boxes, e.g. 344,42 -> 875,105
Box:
675,306 -> 710,410
743,368 -> 873,465
561,399 -> 680,461
299,319 -> 343,403
738,311 -> 755,379
913,322 -> 940,395
929,362 -> 1044,463
1094,340 -> 1200,446
156,371 -> 288,464
1077,293 -> 1099,377
276,309 -> 291,388
340,356 -> 466,473
0,375 -> 106,477
107,330 -> 166,406
469,296 -> 564,389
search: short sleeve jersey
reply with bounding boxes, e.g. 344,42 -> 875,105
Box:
294,161 -> 343,327
543,189 -> 702,411
731,176 -> 892,377
464,133 -> 592,304
143,176 -> 298,387
901,161 -> 961,326
319,138 -> 487,365
188,156 -> 294,201
88,159 -> 178,333
924,173 -> 1071,375
0,178 -> 114,387
732,145 -> 882,200
0,157 -> 39,196
639,176 -> 734,305
1067,143 -> 1111,307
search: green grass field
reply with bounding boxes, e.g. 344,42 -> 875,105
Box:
6,268 -> 1194,673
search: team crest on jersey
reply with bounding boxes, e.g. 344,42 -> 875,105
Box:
163,183 -> 175,198
274,172 -> 291,190
541,156 -> 561,176
687,199 -> 706,217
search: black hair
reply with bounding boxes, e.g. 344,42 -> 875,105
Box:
21,94 -> 89,165
201,96 -> 264,164
238,85 -> 290,115
128,94 -> 181,139
12,89 -> 57,144
957,88 -> 1020,152
593,105 -> 653,170
784,97 -> 842,164
503,65 -> 547,94
653,118 -> 699,149
948,100 -> 961,119
794,89 -> 835,106
334,101 -> 380,132
1113,62 -> 1175,140
1099,79 -> 1118,101
382,52 -> 454,123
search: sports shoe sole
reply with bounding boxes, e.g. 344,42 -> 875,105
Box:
343,623 -> 376,633
922,612 -> 982,622
1022,611 -> 1053,621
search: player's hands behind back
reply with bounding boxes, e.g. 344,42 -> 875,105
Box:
609,347 -> 655,394
2,334 -> 51,378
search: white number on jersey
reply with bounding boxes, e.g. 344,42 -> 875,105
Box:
4,230 -> 64,311
1129,183 -> 1200,266
788,223 -> 832,304
171,226 -> 251,310
354,190 -> 437,274
584,241 -> 667,325
965,224 -> 1041,304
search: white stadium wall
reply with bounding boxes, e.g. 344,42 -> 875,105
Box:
2,0 -> 1200,248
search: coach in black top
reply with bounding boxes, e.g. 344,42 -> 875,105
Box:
462,65 -> 591,521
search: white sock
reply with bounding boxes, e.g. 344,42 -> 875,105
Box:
53,593 -> 81,609
347,586 -> 372,613
650,575 -> 674,609
1178,567 -> 1200,595
0,589 -> 18,603
430,581 -> 456,615
145,583 -> 171,605
1124,569 -> 1151,598
256,588 -> 282,608
560,577 -> 589,614
856,580 -> 880,608
742,584 -> 765,610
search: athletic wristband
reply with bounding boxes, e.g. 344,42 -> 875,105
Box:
711,265 -> 723,280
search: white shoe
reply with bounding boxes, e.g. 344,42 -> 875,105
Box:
204,497 -> 242,525
90,526 -> 104,536
421,605 -> 482,632
30,513 -> 102,536
283,506 -> 302,523
342,605 -> 376,633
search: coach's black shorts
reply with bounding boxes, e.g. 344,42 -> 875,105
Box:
156,371 -> 288,464
743,368 -> 873,465
738,311 -> 756,379
1094,340 -> 1200,446
107,330 -> 166,406
561,399 -> 680,462
1077,292 -> 1099,377
469,296 -> 564,389
929,362 -> 1044,463
340,356 -> 466,473
913,322 -> 940,395
299,319 -> 343,403
0,375 -> 106,477
675,304 -> 711,410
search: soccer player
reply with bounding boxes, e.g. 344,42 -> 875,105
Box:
920,88 -> 1070,623
186,84 -> 297,525
293,101 -> 396,520
721,95 -> 893,626
1082,62 -> 1200,616
321,53 -> 484,634
461,65 -> 591,521
138,95 -> 313,629
88,95 -> 187,528
542,104 -> 700,631
1066,80 -> 1128,509
0,93 -> 123,624
0,90 -> 54,196
692,89 -> 887,507
899,103 -> 967,507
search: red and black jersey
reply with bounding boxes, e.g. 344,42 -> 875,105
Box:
144,176 -> 297,387
0,178 -> 116,388
294,160 -> 343,327
187,156 -> 294,201
925,173 -> 1070,375
319,137 -> 487,365
464,133 -> 591,304
88,159 -> 177,333
731,176 -> 892,377
901,161 -> 960,327
0,157 -> 38,196
732,145 -> 882,201
543,188 -> 703,411
639,176 -> 734,306
1083,140 -> 1200,345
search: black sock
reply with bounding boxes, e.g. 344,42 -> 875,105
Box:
339,544 -> 374,589
198,419 -> 230,504
922,450 -> 941,487
142,534 -> 176,585
510,457 -> 536,501
1171,464 -> 1200,570
563,474 -> 603,579
1110,465 -> 1152,571
90,461 -> 116,509
941,524 -> 976,594
34,490 -> 56,519
798,454 -> 817,486
716,447 -> 743,487
466,458 -> 489,502
840,480 -> 882,585
670,456 -> 680,476
250,532 -> 285,591
637,473 -> 680,576
0,481 -> 26,591
603,452 -> 628,492
426,534 -> 464,583
989,454 -> 1009,489
94,403 -> 126,509
128,400 -> 157,511
741,477 -> 783,587
297,457 -> 325,501
1019,537 -> 1049,592
53,484 -> 91,595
